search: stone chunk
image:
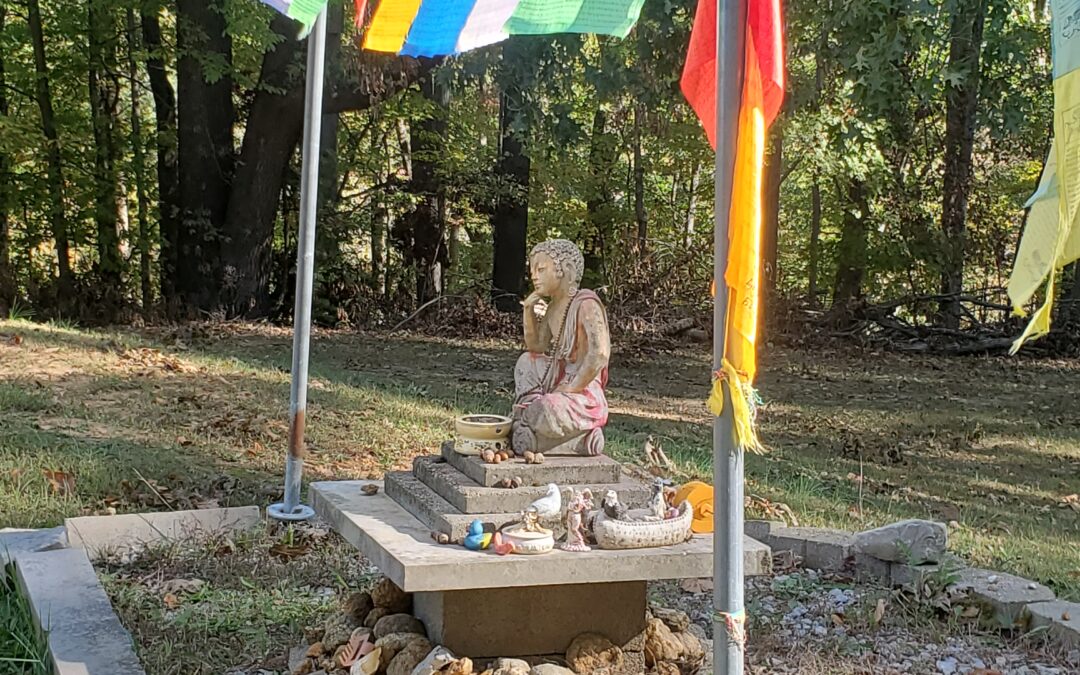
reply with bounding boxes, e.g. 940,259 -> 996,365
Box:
371,577 -> 411,613
15,548 -> 146,675
490,658 -> 531,675
649,606 -> 690,632
566,633 -> 624,673
65,506 -> 260,560
644,618 -> 683,665
386,638 -> 432,675
529,665 -> 574,675
373,613 -> 425,640
950,568 -> 1055,627
344,591 -> 374,624
853,519 -> 947,564
1025,600 -> 1080,649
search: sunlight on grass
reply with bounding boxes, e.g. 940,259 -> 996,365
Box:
0,566 -> 50,675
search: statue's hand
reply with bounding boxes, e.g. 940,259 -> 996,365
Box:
524,292 -> 547,318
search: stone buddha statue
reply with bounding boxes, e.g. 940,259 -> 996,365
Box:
512,239 -> 611,456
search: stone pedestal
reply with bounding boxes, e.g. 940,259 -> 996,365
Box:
413,581 -> 646,658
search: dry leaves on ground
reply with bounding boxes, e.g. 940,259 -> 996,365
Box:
42,468 -> 76,495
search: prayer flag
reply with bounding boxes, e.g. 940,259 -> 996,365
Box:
1007,0 -> 1080,352
504,0 -> 647,39
456,0 -> 522,53
401,0 -> 479,57
259,0 -> 328,36
682,0 -> 784,452
364,0 -> 424,52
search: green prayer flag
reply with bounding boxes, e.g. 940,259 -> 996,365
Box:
505,0 -> 646,39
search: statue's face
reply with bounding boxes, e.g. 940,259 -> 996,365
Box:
530,253 -> 562,297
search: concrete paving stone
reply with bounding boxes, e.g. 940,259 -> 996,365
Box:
15,548 -> 145,674
1025,600 -> 1080,649
801,528 -> 855,570
890,555 -> 966,589
442,441 -> 623,487
413,455 -> 651,515
951,568 -> 1056,627
65,506 -> 261,560
744,520 -> 785,541
0,526 -> 67,565
854,552 -> 893,584
311,480 -> 772,593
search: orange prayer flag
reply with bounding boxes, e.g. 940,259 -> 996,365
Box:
681,0 -> 784,385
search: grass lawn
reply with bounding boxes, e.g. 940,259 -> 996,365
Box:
0,566 -> 49,675
0,318 -> 1078,601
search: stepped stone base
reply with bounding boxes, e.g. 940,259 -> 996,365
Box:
384,471 -> 523,542
414,455 -> 650,515
442,441 -> 623,487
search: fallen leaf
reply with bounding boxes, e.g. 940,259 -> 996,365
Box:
960,605 -> 981,619
831,613 -> 845,626
42,469 -> 76,496
7,334 -> 23,346
163,593 -> 180,609
177,436 -> 192,447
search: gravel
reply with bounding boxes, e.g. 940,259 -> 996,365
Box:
650,566 -> 1078,675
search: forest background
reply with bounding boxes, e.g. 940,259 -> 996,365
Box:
0,0 -> 1063,351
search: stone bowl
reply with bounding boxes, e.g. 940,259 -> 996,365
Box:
500,525 -> 555,555
454,414 -> 512,456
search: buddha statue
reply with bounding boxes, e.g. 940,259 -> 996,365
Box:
512,239 -> 611,456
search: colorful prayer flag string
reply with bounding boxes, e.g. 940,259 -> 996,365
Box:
259,0 -> 328,37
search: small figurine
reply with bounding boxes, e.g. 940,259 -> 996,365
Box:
463,520 -> 492,550
492,531 -> 515,556
562,489 -> 594,552
647,478 -> 667,521
601,489 -> 627,520
522,483 -> 561,533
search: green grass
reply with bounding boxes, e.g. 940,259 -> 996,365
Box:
0,319 -> 1077,602
0,566 -> 50,675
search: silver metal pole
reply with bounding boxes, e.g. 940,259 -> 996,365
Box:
268,9 -> 327,522
713,0 -> 747,672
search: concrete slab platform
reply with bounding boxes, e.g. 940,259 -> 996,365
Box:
413,455 -> 651,514
15,548 -> 145,674
311,480 -> 771,593
442,441 -> 623,487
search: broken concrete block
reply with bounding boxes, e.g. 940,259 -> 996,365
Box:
1025,600 -> 1080,649
65,506 -> 261,560
854,519 -> 947,564
951,568 -> 1055,627
0,526 -> 67,565
802,529 -> 855,570
853,552 -> 892,584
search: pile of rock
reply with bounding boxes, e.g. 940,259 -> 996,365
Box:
291,577 -> 709,675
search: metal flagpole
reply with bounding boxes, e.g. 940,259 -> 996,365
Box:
713,0 -> 747,672
268,8 -> 328,522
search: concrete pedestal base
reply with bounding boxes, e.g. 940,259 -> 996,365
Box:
413,581 -> 646,658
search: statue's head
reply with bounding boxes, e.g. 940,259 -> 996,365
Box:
529,239 -> 585,297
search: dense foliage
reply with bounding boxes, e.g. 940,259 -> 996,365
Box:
0,0 -> 1062,339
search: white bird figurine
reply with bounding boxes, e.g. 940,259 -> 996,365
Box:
527,483 -> 562,519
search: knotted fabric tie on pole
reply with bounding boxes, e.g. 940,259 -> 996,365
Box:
708,360 -> 762,454
715,608 -> 747,649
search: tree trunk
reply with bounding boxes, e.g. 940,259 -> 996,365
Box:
762,122 -> 783,300
89,0 -> 123,300
27,0 -> 74,301
832,178 -> 870,306
938,0 -> 987,329
318,0 -> 343,208
807,180 -> 822,306
685,162 -> 702,248
0,3 -> 11,311
219,14 -> 304,317
175,0 -> 234,313
633,104 -> 647,252
142,3 -> 179,309
491,40 -> 531,311
127,9 -> 151,312
584,107 -> 614,289
406,70 -> 450,305
396,118 -> 412,180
